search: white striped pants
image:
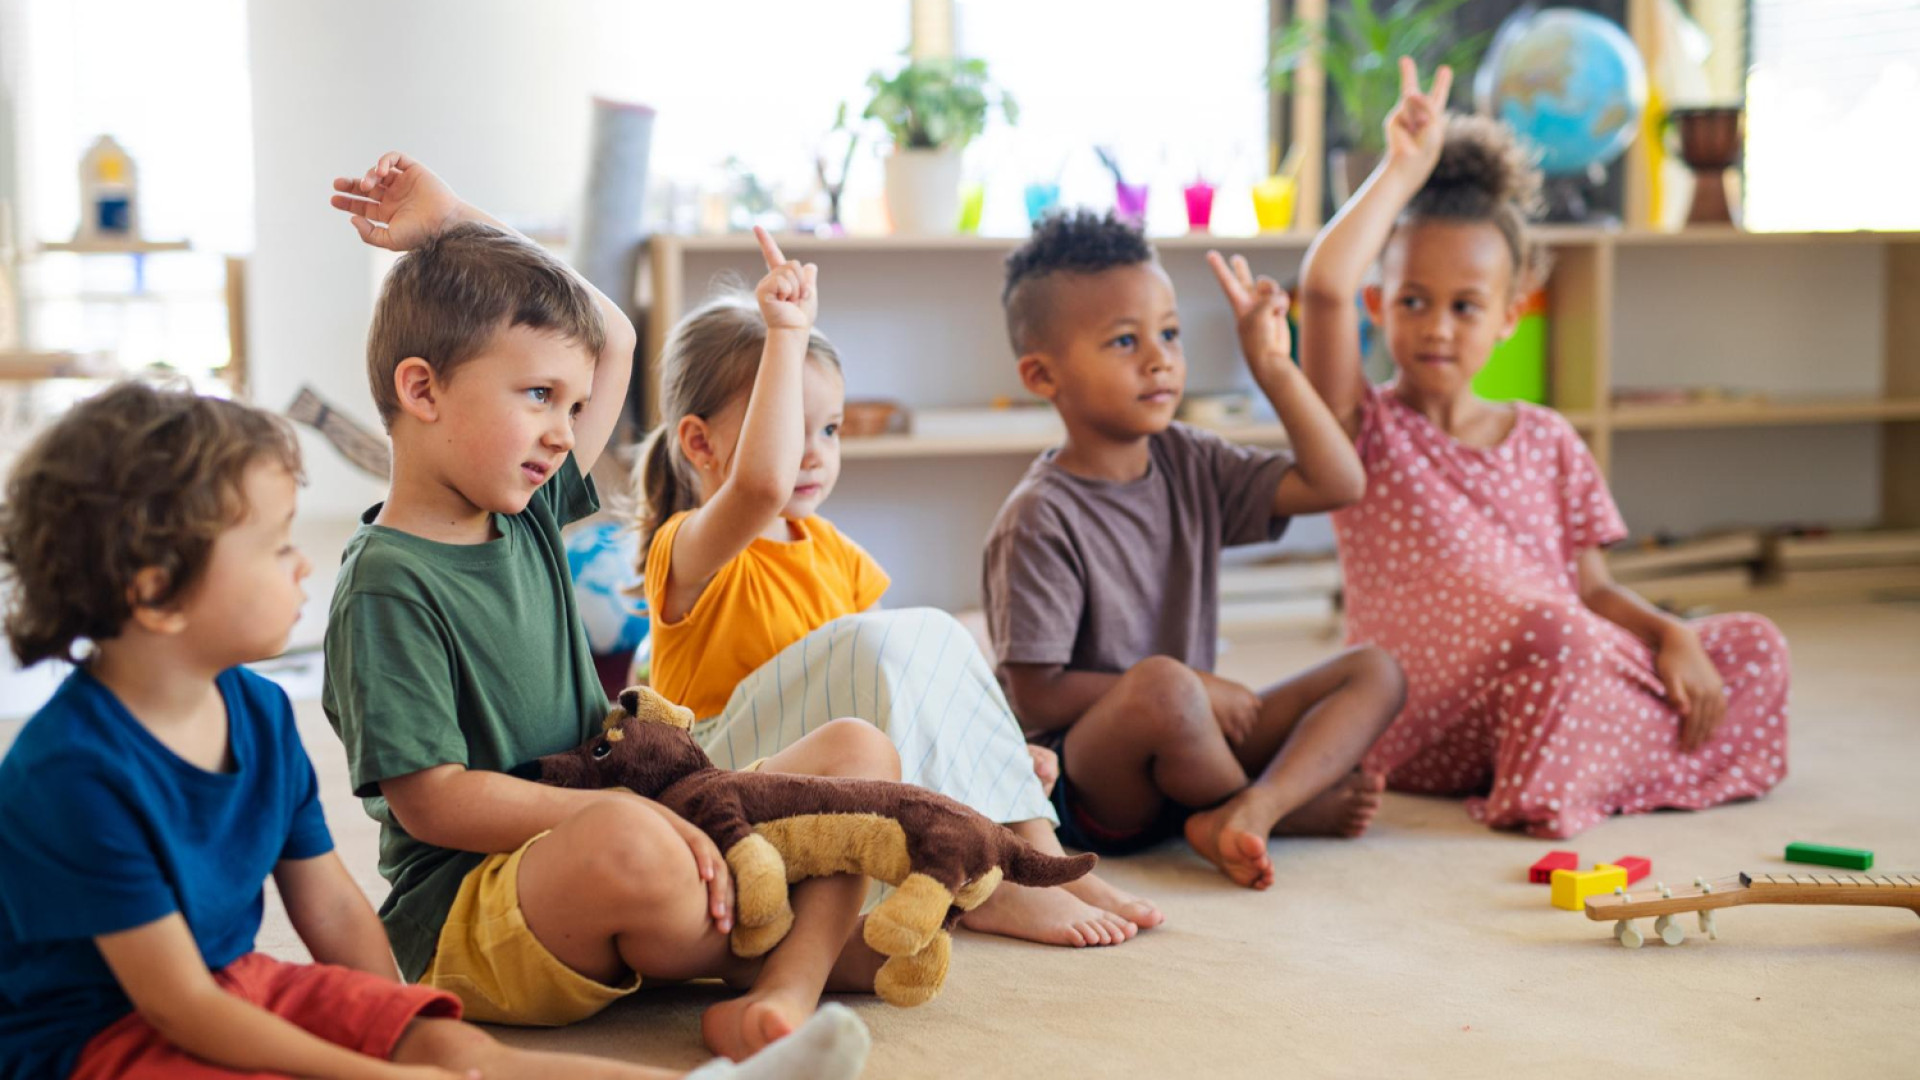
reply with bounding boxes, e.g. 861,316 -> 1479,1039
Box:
694,607 -> 1056,826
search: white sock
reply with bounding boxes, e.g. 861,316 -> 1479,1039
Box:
684,1004 -> 872,1080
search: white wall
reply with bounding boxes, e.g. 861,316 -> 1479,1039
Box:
247,0 -> 593,518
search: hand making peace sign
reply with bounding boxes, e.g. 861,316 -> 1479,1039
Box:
1206,249 -> 1292,374
752,226 -> 819,333
1384,57 -> 1454,178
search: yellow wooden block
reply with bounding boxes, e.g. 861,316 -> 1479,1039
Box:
1550,864 -> 1628,911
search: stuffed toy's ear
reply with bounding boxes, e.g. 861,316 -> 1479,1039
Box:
619,685 -> 696,731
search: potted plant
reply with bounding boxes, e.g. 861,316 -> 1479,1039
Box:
1269,0 -> 1484,204
862,54 -> 1017,234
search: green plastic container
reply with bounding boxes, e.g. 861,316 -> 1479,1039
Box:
1473,291 -> 1548,404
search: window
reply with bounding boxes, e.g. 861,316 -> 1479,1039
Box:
8,0 -> 251,378
589,0 -> 1270,237
1745,0 -> 1920,231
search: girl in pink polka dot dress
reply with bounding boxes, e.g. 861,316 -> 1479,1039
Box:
1293,61 -> 1789,838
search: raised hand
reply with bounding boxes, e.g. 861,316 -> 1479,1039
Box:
1207,249 -> 1293,374
1383,57 -> 1452,178
328,151 -> 466,252
752,226 -> 819,332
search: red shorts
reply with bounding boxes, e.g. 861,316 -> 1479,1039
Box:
71,952 -> 462,1079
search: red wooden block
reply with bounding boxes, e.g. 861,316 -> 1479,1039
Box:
1612,855 -> 1651,884
1529,850 -> 1579,884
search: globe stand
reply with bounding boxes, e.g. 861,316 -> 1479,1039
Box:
1671,105 -> 1743,227
1542,166 -> 1620,227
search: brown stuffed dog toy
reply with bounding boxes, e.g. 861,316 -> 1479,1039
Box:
519,686 -> 1096,1007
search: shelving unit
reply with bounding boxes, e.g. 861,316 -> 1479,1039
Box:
6,240 -> 248,397
635,226 -> 1920,610
39,238 -> 190,254
836,422 -> 1297,462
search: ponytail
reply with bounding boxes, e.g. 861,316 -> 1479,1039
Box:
633,422 -> 697,570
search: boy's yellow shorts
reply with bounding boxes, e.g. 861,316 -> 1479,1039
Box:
420,831 -> 641,1026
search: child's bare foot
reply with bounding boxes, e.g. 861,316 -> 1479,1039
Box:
688,1004 -> 871,1080
1027,743 -> 1059,797
1273,770 -> 1384,838
958,882 -> 1136,946
701,989 -> 806,1062
1183,801 -> 1276,890
1062,871 -> 1166,930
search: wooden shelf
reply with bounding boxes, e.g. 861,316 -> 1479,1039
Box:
832,410 -> 1597,460
649,226 -> 1918,258
657,231 -> 1319,255
1610,228 -> 1920,247
39,238 -> 191,254
1610,397 -> 1920,430
0,350 -> 82,380
637,213 -> 1920,610
839,421 -> 1294,461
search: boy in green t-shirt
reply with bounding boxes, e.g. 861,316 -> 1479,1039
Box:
322,152 -> 896,1062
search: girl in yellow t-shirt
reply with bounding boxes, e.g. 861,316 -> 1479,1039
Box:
633,229 -> 1161,948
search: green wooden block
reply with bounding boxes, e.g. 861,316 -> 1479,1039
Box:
1784,842 -> 1874,871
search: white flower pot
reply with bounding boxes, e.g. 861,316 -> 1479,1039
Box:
883,148 -> 963,235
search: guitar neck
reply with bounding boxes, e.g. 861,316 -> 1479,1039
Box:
1583,870 -> 1920,921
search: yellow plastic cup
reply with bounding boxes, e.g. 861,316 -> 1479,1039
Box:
1252,175 -> 1297,232
957,181 -> 986,234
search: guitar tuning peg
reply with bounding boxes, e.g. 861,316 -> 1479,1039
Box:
1695,876 -> 1713,894
1658,882 -> 1673,899
1614,919 -> 1644,948
1655,913 -> 1686,946
1698,909 -> 1718,940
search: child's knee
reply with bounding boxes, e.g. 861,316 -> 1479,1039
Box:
1722,612 -> 1789,665
1118,656 -> 1212,736
1348,645 -> 1408,712
1505,599 -> 1596,666
395,1016 -> 493,1067
562,798 -> 702,907
811,717 -> 902,781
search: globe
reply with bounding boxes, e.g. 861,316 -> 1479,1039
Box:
564,520 -> 649,657
1475,7 -> 1648,176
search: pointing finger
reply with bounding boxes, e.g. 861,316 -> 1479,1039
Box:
753,225 -> 787,272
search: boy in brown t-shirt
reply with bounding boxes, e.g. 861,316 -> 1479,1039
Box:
982,211 -> 1406,889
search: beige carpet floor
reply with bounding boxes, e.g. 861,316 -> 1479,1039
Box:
267,601 -> 1920,1078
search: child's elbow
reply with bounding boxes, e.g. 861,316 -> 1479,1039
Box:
1325,469 -> 1367,507
605,309 -> 638,357
137,985 -> 224,1048
729,472 -> 793,515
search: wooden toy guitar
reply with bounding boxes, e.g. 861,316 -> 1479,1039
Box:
1583,870 -> 1920,947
